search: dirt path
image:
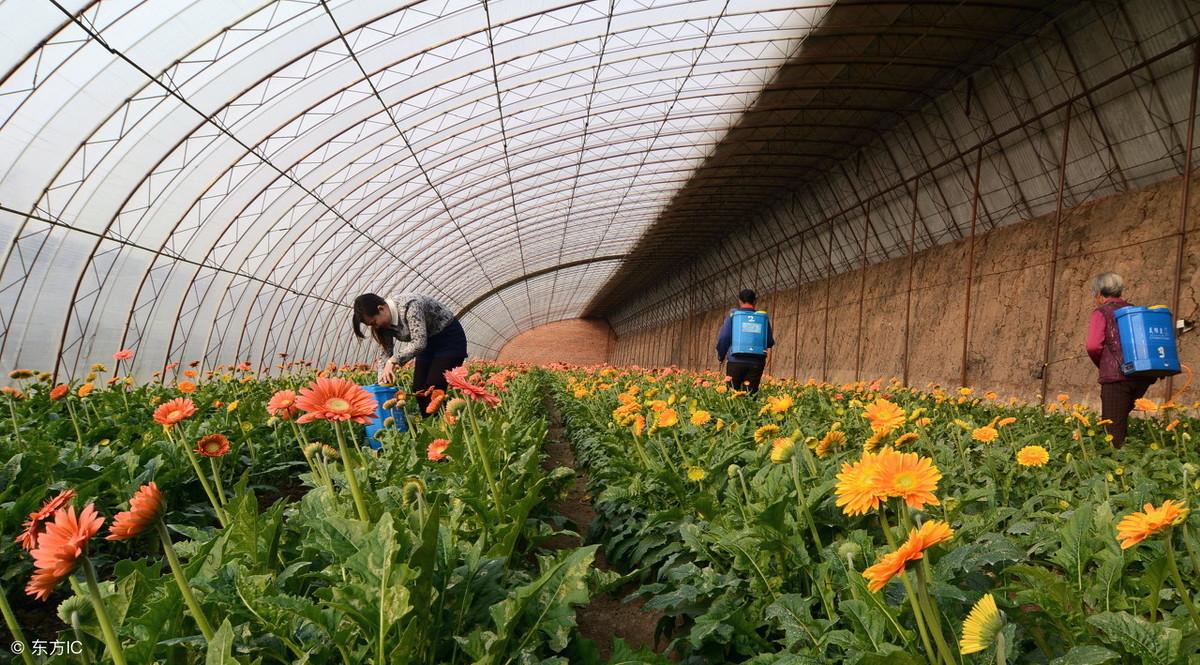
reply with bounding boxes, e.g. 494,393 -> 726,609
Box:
541,393 -> 672,661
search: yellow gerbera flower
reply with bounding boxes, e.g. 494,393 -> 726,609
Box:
960,593 -> 1003,654
758,394 -> 794,417
1134,398 -> 1158,412
690,410 -> 711,426
754,424 -> 781,445
685,466 -> 707,481
971,426 -> 998,443
835,451 -> 885,516
769,437 -> 796,464
654,408 -> 678,429
872,447 -> 941,511
1016,445 -> 1049,467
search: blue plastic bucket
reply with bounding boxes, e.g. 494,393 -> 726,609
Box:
361,383 -> 409,449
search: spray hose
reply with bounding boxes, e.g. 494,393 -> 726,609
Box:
1169,363 -> 1193,404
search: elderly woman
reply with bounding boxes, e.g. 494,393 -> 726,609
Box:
1085,272 -> 1156,448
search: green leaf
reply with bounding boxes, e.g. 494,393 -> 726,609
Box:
764,594 -> 820,650
205,619 -> 239,665
1087,611 -> 1181,665
1052,504 -> 1095,593
1049,645 -> 1121,665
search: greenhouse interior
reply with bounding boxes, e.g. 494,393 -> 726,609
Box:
3,0 -> 1200,662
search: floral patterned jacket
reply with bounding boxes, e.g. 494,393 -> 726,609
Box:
380,294 -> 457,366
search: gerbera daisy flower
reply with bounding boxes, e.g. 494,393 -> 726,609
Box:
153,398 -> 197,428
758,394 -> 794,416
295,378 -> 375,424
425,389 -> 447,414
76,383 -> 94,398
631,415 -> 646,437
1134,398 -> 1158,412
8,369 -> 35,380
107,482 -> 163,540
26,505 -> 105,600
815,429 -> 846,457
770,437 -> 796,464
685,466 -> 707,481
444,367 -> 501,407
1016,445 -> 1049,467
894,432 -> 919,447
266,390 -> 299,419
427,439 -> 450,462
654,408 -> 678,429
690,410 -> 711,426
862,520 -> 954,592
113,349 -> 134,361
177,380 -> 197,394
195,434 -> 231,458
836,451 -> 886,516
971,426 -> 998,443
872,447 -> 941,511
49,383 -> 69,400
862,398 -> 906,435
15,489 -> 76,551
960,593 -> 1003,654
1116,499 -> 1189,549
754,424 -> 781,445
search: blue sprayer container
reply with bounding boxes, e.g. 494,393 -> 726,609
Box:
1115,306 -> 1181,378
362,383 -> 408,449
730,309 -> 770,356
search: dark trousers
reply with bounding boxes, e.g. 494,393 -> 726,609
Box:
413,355 -> 466,415
725,359 -> 766,393
1100,378 -> 1155,447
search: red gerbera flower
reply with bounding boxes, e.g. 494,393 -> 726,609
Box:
195,434 -> 231,457
49,384 -> 69,400
26,505 -> 105,600
295,377 -> 375,424
107,482 -> 163,540
153,398 -> 197,428
444,367 -> 501,407
15,489 -> 76,551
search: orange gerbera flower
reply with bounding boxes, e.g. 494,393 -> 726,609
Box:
427,439 -> 450,462
836,451 -> 886,516
872,447 -> 941,511
444,367 -> 501,407
1016,445 -> 1049,467
296,377 -> 375,424
49,384 -> 69,400
266,389 -> 299,419
971,426 -> 998,443
76,382 -> 94,398
1116,500 -> 1189,550
1133,398 -> 1158,412
26,505 -> 105,600
425,389 -> 447,415
107,482 -> 163,540
195,434 -> 231,458
862,520 -> 955,592
15,490 -> 76,551
153,397 -> 197,428
177,380 -> 197,394
862,398 -> 906,435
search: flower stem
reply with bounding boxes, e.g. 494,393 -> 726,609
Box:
155,520 -> 214,640
81,557 -> 128,665
333,421 -> 371,521
209,458 -> 226,507
465,400 -> 504,514
65,400 -> 85,448
1165,529 -> 1200,633
880,510 -> 937,662
170,429 -> 228,527
789,456 -> 824,552
6,396 -> 22,446
0,584 -> 36,665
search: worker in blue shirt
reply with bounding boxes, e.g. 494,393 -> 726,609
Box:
716,289 -> 775,393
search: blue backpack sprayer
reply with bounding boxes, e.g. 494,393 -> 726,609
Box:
729,309 -> 770,356
1113,306 -> 1182,377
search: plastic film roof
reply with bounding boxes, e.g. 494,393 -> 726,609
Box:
0,0 -> 829,379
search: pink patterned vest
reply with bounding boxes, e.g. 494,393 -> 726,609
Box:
1095,298 -> 1131,384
